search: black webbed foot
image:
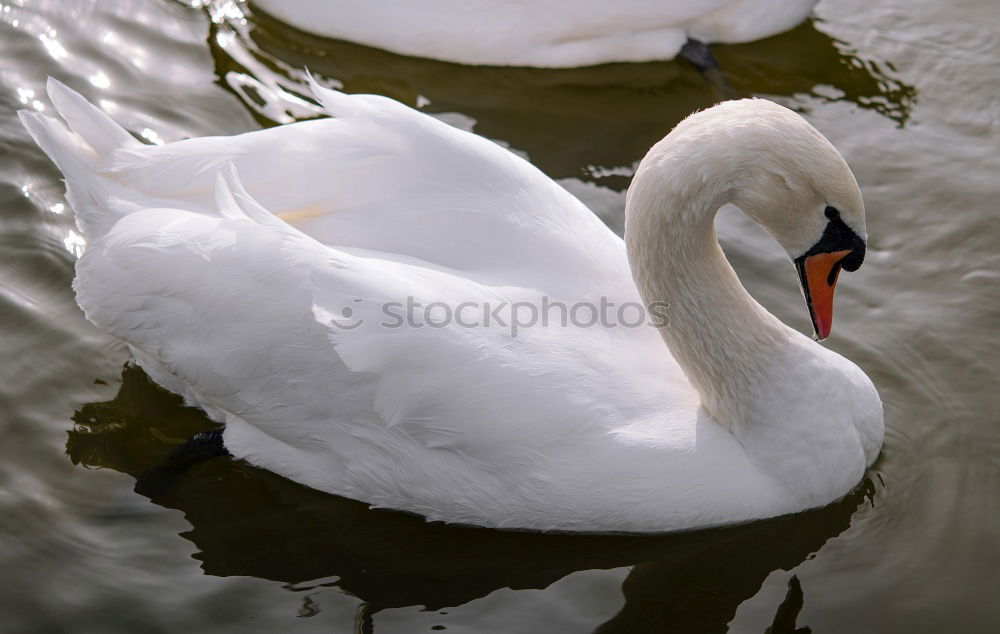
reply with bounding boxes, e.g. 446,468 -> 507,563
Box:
679,38 -> 734,97
134,429 -> 229,499
679,38 -> 718,71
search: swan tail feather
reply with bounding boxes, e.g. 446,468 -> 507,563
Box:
46,77 -> 137,155
19,78 -> 140,240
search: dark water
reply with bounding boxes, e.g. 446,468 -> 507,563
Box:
1,0 -> 999,632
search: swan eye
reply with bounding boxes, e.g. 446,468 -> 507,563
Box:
824,205 -> 840,220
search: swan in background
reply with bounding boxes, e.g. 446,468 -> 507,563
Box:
20,77 -> 882,533
249,0 -> 820,68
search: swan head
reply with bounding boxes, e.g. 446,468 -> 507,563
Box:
635,98 -> 868,340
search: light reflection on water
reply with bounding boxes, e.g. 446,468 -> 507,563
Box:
0,0 -> 998,632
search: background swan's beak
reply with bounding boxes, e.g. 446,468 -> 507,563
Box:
795,250 -> 853,340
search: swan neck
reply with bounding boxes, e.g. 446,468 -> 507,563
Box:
625,173 -> 794,429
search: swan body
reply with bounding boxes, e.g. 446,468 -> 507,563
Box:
250,0 -> 819,67
21,78 -> 882,533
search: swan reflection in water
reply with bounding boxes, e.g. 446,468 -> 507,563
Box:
69,365 -> 875,633
206,2 -> 915,189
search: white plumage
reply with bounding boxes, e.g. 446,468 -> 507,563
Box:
251,0 -> 819,67
20,78 -> 882,533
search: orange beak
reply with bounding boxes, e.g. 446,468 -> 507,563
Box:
795,249 -> 852,341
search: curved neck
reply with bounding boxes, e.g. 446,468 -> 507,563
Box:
625,167 -> 797,432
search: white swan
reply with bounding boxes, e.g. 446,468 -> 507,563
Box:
20,78 -> 882,533
250,0 -> 819,67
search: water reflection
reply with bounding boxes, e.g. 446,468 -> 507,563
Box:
200,1 -> 915,187
69,365 -> 873,632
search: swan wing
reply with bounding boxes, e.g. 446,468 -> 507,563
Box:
72,170 -> 691,520
101,77 -> 630,297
